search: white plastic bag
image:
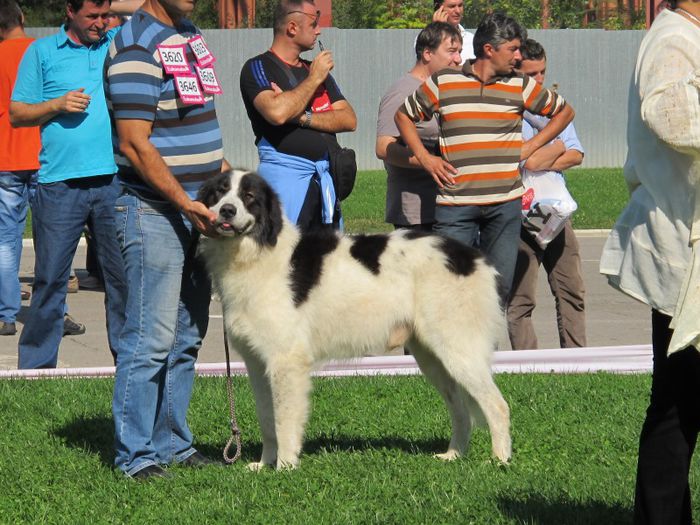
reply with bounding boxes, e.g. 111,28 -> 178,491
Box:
521,170 -> 577,249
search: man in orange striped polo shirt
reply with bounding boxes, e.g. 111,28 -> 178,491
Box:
395,12 -> 574,301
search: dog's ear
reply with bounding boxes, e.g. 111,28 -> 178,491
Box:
197,172 -> 231,208
259,181 -> 283,247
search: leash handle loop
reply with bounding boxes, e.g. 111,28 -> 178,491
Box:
222,320 -> 242,464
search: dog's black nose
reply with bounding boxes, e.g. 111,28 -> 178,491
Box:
219,203 -> 237,220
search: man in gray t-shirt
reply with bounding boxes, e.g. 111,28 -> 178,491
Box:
376,22 -> 462,230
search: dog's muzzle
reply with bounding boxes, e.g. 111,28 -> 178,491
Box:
215,203 -> 238,235
214,203 -> 253,236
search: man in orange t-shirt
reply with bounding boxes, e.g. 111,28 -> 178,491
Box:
0,1 -> 40,336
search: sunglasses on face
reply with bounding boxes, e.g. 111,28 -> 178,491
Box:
287,10 -> 321,28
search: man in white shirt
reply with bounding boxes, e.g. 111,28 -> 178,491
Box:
431,0 -> 474,63
507,39 -> 585,351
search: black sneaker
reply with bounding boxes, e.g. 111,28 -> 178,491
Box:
0,322 -> 16,336
78,274 -> 104,291
63,314 -> 86,336
179,451 -> 221,467
130,465 -> 171,480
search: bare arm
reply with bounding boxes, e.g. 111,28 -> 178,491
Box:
521,104 -> 575,160
550,149 -> 583,172
299,99 -> 357,133
109,0 -> 144,14
375,135 -> 423,169
523,140 -> 566,171
252,51 -> 334,126
115,118 -> 218,236
395,110 -> 456,188
10,89 -> 91,127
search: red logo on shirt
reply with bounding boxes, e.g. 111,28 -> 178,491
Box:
310,86 -> 332,113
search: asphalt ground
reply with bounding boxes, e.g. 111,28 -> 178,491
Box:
0,232 -> 652,370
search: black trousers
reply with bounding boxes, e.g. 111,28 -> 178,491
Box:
634,310 -> 700,524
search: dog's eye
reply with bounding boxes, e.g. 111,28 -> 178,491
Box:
243,192 -> 255,204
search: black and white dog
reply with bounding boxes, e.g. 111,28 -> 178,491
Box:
197,170 -> 511,470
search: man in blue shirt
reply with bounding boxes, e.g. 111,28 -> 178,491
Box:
507,39 -> 586,351
9,0 -> 138,369
106,0 -> 229,479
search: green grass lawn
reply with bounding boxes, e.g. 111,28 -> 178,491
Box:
22,168 -> 628,237
1,373 -> 697,523
341,167 -> 628,233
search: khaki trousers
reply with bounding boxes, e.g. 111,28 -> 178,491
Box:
507,220 -> 586,350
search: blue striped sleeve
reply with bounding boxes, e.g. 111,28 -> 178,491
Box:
106,44 -> 162,121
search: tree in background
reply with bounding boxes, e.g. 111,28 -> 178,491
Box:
18,0 -> 220,27
20,0 -> 65,26
17,0 -> 647,29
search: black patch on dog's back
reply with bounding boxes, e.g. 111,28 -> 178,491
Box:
402,230 -> 479,276
290,230 -> 339,306
404,230 -> 433,241
350,234 -> 388,275
438,236 -> 479,276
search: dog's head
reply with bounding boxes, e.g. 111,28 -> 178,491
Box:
197,170 -> 283,247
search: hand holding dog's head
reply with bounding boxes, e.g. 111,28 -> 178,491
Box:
197,170 -> 283,246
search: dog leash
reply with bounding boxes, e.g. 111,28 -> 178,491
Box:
222,319 -> 242,463
191,216 -> 241,462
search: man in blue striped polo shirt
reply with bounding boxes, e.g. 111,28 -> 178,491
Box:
10,0 -> 139,369
104,0 -> 229,480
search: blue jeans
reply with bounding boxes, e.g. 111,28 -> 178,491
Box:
433,198 -> 522,301
0,170 -> 37,323
112,191 -> 211,476
18,176 -> 127,369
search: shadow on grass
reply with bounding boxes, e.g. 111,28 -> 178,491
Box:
53,416 -> 447,467
52,415 -> 262,467
53,415 -> 114,466
498,493 -> 631,524
303,433 -> 448,456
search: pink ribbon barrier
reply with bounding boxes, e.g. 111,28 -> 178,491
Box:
0,345 -> 652,380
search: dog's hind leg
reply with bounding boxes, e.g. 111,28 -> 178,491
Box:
408,339 -> 473,461
243,352 -> 278,471
267,350 -> 312,469
439,343 -> 512,464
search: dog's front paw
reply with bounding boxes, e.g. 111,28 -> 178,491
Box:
247,461 -> 268,472
493,452 -> 511,466
276,458 -> 299,470
434,450 -> 461,461
493,440 -> 512,464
